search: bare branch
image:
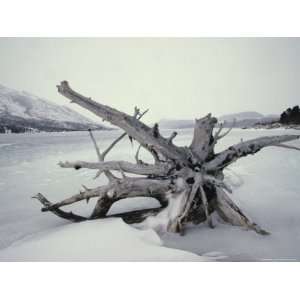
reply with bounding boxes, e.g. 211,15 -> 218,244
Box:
57,81 -> 187,163
213,122 -> 224,140
33,193 -> 163,224
118,163 -> 127,178
94,169 -> 103,179
216,118 -> 236,140
58,160 -> 169,176
33,193 -> 87,222
137,108 -> 149,119
199,184 -> 214,228
102,133 -> 127,158
40,186 -> 105,211
215,188 -> 269,235
207,122 -> 224,155
101,107 -> 149,159
88,129 -> 102,161
40,177 -> 171,212
135,144 -> 143,164
167,131 -> 178,144
88,129 -> 116,181
90,196 -> 114,218
205,134 -> 300,171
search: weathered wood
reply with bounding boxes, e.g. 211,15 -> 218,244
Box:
40,186 -> 105,211
34,193 -> 164,224
88,129 -> 116,181
216,119 -> 236,140
33,81 -> 300,236
101,107 -> 149,159
215,188 -> 269,235
176,173 -> 203,231
42,177 -> 171,212
33,193 -> 87,222
58,160 -> 170,176
204,135 -> 300,171
199,184 -> 214,228
189,114 -> 217,162
57,81 -> 188,163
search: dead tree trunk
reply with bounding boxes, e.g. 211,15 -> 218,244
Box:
34,81 -> 300,235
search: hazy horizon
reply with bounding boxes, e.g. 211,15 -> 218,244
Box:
0,38 -> 300,123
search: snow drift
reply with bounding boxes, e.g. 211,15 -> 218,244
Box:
0,218 -> 210,261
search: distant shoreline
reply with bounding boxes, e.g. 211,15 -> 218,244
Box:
0,127 -> 115,134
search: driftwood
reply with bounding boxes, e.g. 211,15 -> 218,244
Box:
34,81 -> 300,235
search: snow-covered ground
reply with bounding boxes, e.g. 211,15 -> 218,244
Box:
0,128 -> 300,261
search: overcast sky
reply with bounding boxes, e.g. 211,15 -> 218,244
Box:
0,38 -> 300,123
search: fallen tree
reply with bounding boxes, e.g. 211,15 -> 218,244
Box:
34,81 -> 300,235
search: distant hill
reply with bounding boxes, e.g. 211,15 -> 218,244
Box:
218,111 -> 264,122
159,111 -> 279,129
218,111 -> 279,128
0,84 -> 109,133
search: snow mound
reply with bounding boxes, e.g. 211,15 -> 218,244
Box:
0,218 -> 210,261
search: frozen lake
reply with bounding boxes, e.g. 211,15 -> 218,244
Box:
0,128 -> 300,261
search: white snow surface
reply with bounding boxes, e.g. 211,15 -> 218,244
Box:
0,218 -> 207,261
0,128 -> 300,261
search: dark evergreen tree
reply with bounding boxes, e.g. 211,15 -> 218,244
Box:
280,106 -> 300,124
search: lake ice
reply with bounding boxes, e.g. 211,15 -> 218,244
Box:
0,128 -> 300,261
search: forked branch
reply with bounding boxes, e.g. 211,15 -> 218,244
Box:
57,81 -> 188,163
205,135 -> 300,171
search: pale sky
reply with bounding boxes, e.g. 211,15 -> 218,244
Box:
0,38 -> 300,123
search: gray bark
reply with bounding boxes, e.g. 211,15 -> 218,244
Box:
58,160 -> 170,176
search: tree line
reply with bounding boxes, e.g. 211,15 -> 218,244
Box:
280,105 -> 300,124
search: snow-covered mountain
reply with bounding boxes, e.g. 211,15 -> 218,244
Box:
0,84 -> 108,133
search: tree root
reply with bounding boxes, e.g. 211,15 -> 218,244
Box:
33,81 -> 300,236
215,188 -> 270,235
